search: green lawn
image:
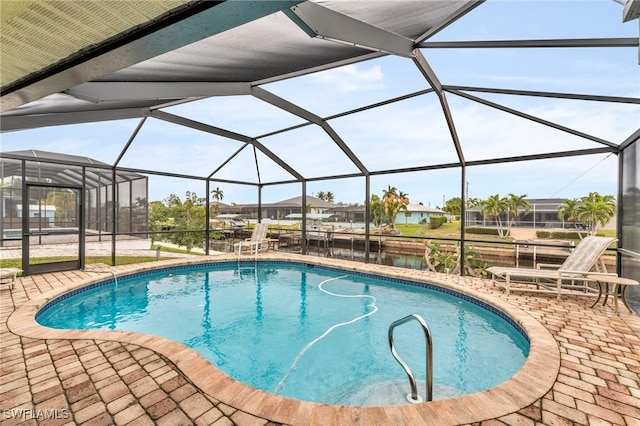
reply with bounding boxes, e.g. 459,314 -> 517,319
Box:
392,222 -> 617,250
393,221 -> 511,242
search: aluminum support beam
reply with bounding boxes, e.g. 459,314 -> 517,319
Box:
412,49 -> 466,164
251,87 -> 369,175
208,144 -> 251,179
253,146 -> 262,184
254,88 -> 434,140
464,147 -> 615,167
449,89 -> 619,149
420,37 -> 639,49
619,128 -> 640,151
114,118 -> 147,167
289,2 -> 414,57
444,85 -> 640,104
150,110 -> 304,181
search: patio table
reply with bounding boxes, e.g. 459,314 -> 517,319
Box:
587,274 -> 639,313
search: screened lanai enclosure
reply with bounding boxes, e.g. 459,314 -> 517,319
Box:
0,151 -> 148,273
0,1 -> 639,298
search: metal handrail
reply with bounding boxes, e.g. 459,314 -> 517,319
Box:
388,313 -> 433,403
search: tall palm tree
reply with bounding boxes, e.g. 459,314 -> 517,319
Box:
211,187 -> 224,202
382,185 -> 397,222
325,191 -> 335,203
383,188 -> 409,230
395,190 -> 410,226
505,193 -> 530,233
480,194 -> 509,238
557,198 -> 581,234
467,197 -> 480,209
577,192 -> 616,235
316,191 -> 326,201
210,187 -> 224,217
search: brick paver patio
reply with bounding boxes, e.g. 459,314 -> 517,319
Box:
1,254 -> 639,425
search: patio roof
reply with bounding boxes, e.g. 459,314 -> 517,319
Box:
1,1 -> 477,118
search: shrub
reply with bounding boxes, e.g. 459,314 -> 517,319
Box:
424,240 -> 488,277
535,230 -> 603,240
429,216 -> 447,229
466,227 -> 500,236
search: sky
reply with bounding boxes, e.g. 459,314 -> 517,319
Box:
1,0 -> 638,208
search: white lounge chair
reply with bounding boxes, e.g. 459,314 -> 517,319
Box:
234,223 -> 271,255
0,267 -> 22,290
487,236 -> 617,300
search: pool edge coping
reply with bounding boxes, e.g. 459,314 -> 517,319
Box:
7,253 -> 560,426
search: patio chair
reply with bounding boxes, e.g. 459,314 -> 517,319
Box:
234,223 -> 271,255
0,267 -> 22,290
486,235 -> 617,299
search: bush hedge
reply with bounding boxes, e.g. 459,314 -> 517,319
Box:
429,215 -> 448,229
536,230 -> 602,240
466,227 -> 500,235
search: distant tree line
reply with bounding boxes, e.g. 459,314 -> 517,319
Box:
441,191 -> 616,239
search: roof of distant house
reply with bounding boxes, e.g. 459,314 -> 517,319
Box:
404,204 -> 444,213
232,195 -> 337,209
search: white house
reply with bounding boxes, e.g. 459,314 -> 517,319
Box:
396,204 -> 444,225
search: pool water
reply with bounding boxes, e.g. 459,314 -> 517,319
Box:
37,262 -> 529,406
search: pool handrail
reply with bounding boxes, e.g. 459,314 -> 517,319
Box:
388,313 -> 433,403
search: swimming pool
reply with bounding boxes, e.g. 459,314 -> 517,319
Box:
36,261 -> 529,406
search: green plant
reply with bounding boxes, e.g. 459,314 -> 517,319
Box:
465,227 -> 500,236
382,186 -> 410,229
429,215 -> 447,229
424,240 -> 487,277
424,240 -> 458,273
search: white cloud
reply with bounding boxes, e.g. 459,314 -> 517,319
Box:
313,64 -> 384,93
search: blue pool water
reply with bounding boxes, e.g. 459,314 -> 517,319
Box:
37,261 -> 529,406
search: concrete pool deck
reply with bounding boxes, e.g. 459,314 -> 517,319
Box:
1,253 -> 639,425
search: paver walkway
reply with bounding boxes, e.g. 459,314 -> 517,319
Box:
1,254 -> 639,425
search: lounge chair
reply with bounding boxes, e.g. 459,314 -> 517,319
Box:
0,267 -> 22,290
233,223 -> 271,255
486,236 -> 617,299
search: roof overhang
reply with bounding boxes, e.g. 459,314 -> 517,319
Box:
1,0 -> 480,122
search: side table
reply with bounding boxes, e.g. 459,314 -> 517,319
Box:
586,274 -> 639,313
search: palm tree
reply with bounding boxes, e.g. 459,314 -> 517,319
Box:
325,191 -> 335,203
316,191 -> 326,201
467,197 -> 480,209
480,194 -> 509,238
211,187 -> 224,202
396,190 -> 410,225
382,185 -> 397,223
210,187 -> 224,218
382,187 -> 409,230
557,198 -> 582,235
505,193 -> 530,234
577,192 -> 616,235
